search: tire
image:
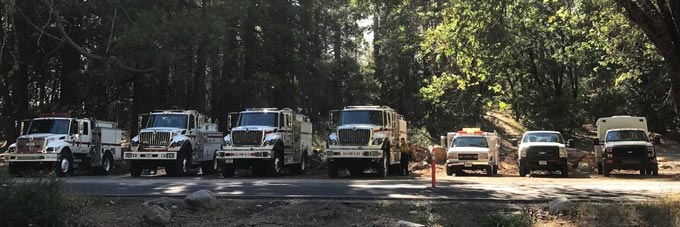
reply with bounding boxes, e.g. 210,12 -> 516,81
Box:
167,152 -> 189,177
519,161 -> 527,177
55,151 -> 74,177
130,161 -> 143,177
291,152 -> 307,175
376,153 -> 389,178
446,166 -> 453,176
652,168 -> 659,176
201,152 -> 218,175
597,162 -> 603,174
639,168 -> 646,175
95,152 -> 114,175
486,165 -> 493,176
561,165 -> 569,178
493,165 -> 499,175
221,163 -> 235,178
603,162 -> 611,177
268,150 -> 285,176
328,161 -> 339,178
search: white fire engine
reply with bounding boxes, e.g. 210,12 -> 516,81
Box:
7,113 -> 122,177
326,106 -> 407,177
217,108 -> 313,177
126,110 -> 223,177
440,128 -> 499,176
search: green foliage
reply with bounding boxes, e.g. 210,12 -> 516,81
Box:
0,172 -> 84,226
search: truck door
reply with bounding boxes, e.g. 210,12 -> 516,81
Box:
20,119 -> 32,135
137,113 -> 150,135
76,120 -> 92,154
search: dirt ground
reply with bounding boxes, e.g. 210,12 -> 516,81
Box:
74,195 -> 680,227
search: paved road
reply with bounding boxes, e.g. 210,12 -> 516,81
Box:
41,174 -> 680,202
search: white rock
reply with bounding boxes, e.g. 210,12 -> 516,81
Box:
395,220 -> 425,227
408,210 -> 418,214
549,197 -> 574,214
143,197 -> 183,208
184,190 -> 218,210
142,205 -> 172,226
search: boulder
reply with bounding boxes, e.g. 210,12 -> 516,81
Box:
142,205 -> 172,226
548,197 -> 574,214
395,220 -> 426,227
143,197 -> 184,208
184,189 -> 218,210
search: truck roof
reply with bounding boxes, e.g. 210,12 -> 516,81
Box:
152,110 -> 198,114
596,116 -> 647,140
524,130 -> 561,134
343,106 -> 395,111
242,108 -> 292,113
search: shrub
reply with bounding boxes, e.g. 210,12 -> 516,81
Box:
0,172 -> 83,227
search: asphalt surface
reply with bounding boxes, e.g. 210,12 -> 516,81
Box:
24,173 -> 680,202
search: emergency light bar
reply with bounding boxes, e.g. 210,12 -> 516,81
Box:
39,113 -> 71,118
458,128 -> 483,135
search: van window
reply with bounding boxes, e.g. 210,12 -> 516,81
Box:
82,122 -> 89,135
188,115 -> 195,129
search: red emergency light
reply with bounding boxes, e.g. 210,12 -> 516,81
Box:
39,112 -> 71,118
458,130 -> 484,135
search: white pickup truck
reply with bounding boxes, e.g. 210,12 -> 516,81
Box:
441,128 -> 500,176
594,116 -> 658,177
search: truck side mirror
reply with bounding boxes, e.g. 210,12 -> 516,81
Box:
592,138 -> 600,145
328,110 -> 339,128
227,112 -> 239,131
567,139 -> 575,148
651,136 -> 661,145
511,139 -> 518,147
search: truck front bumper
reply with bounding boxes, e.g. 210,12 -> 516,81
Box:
8,153 -> 59,162
521,157 -> 567,170
216,147 -> 274,164
446,160 -> 491,169
124,151 -> 177,160
326,146 -> 383,160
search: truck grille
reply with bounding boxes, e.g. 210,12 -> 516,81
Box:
232,130 -> 263,146
527,146 -> 559,159
458,154 -> 478,160
140,131 -> 172,147
338,129 -> 371,146
16,138 -> 45,153
613,146 -> 646,159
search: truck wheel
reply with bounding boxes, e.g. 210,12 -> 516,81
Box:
328,161 -> 339,178
56,152 -> 74,177
291,153 -> 307,175
652,167 -> 659,176
130,161 -> 143,177
167,153 -> 189,177
486,165 -> 493,176
446,166 -> 453,176
201,152 -> 218,175
221,163 -> 235,178
518,162 -> 527,177
95,152 -> 114,175
268,150 -> 285,176
597,162 -> 603,174
603,163 -> 611,177
493,165 -> 499,175
376,153 -> 389,178
561,165 -> 569,178
639,168 -> 646,175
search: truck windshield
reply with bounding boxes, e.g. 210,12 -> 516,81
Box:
26,119 -> 70,134
522,132 -> 564,143
452,137 -> 488,148
238,113 -> 277,127
606,130 -> 648,142
340,110 -> 383,125
147,114 -> 188,128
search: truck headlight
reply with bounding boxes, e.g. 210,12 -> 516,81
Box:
478,153 -> 489,160
519,148 -> 527,157
8,147 -> 15,153
170,141 -> 183,148
46,147 -> 55,152
371,138 -> 384,145
559,147 -> 568,158
447,153 -> 458,160
263,139 -> 275,146
328,139 -> 338,146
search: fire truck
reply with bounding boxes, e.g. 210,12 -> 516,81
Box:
440,128 -> 499,176
126,110 -> 223,177
7,113 -> 122,177
217,108 -> 313,177
326,106 -> 407,177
